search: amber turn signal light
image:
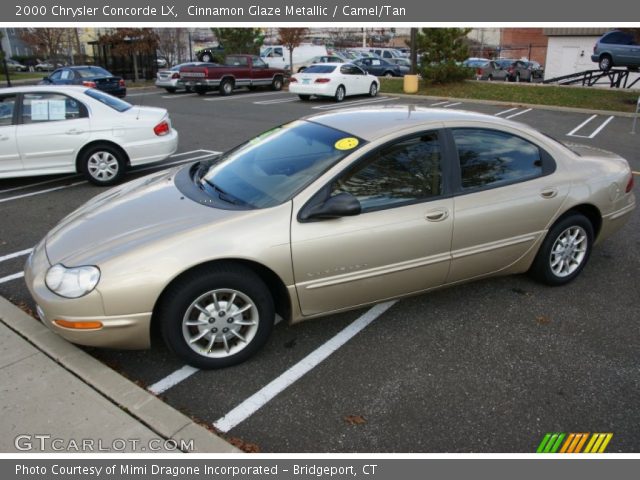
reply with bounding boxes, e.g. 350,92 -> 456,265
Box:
54,319 -> 103,330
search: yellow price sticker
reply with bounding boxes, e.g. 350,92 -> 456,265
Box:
334,137 -> 359,151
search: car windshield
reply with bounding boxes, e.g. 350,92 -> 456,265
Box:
76,67 -> 112,78
84,89 -> 132,112
202,121 -> 364,209
303,65 -> 337,74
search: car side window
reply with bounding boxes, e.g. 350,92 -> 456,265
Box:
0,95 -> 16,126
452,128 -> 544,190
331,132 -> 443,211
60,69 -> 73,80
252,56 -> 267,68
49,70 -> 63,81
21,93 -> 88,124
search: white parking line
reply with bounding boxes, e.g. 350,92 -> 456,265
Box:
0,272 -> 24,285
0,150 -> 209,195
567,115 -> 597,137
312,96 -> 396,111
429,101 -> 450,106
567,115 -> 614,138
494,107 -> 518,116
126,91 -> 163,97
0,181 -> 87,204
505,108 -> 532,119
254,98 -> 298,105
161,94 -> 199,99
0,152 -> 220,205
213,301 -> 397,433
205,91 -> 287,102
0,248 -> 33,263
148,366 -> 200,395
443,102 -> 462,108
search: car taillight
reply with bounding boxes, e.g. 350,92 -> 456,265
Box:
315,78 -> 331,83
289,77 -> 298,83
625,174 -> 635,193
476,68 -> 483,75
119,79 -> 126,87
171,72 -> 180,79
154,120 -> 170,136
82,81 -> 96,88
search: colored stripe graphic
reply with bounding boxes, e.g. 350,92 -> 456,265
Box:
538,433 -> 613,453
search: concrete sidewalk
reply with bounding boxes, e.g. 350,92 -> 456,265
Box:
0,296 -> 239,453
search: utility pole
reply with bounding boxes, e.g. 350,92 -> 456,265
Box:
410,28 -> 417,75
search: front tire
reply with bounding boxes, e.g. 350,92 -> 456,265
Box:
158,265 -> 275,369
80,144 -> 126,186
369,82 -> 378,97
219,78 -> 234,96
334,85 -> 346,102
530,213 -> 594,286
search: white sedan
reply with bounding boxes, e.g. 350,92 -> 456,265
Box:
289,63 -> 380,102
0,86 -> 178,186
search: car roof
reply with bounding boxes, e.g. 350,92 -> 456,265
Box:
305,106 -> 532,141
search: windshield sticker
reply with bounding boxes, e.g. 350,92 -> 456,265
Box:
334,137 -> 359,150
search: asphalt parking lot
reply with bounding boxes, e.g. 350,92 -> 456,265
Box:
1,87 -> 639,452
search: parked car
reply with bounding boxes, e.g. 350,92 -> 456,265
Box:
180,55 -> 285,96
155,62 -> 214,93
0,86 -> 178,185
527,61 -> 545,79
289,63 -> 379,101
591,30 -> 640,71
41,66 -> 126,98
24,107 -> 635,369
4,59 -> 28,72
353,57 -> 404,77
156,58 -> 168,68
260,44 -> 328,72
35,60 -> 63,72
366,48 -> 408,60
506,60 -> 536,82
297,55 -> 346,72
387,58 -> 412,69
463,57 -> 491,68
475,60 -> 510,81
196,46 -> 225,63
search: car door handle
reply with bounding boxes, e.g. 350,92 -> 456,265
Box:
65,129 -> 84,135
425,209 -> 449,222
540,188 -> 558,199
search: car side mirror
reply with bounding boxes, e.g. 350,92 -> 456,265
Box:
301,192 -> 362,221
42,76 -> 50,82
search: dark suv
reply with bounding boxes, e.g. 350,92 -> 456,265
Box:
591,30 -> 640,71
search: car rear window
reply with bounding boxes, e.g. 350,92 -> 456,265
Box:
84,89 -> 132,112
303,65 -> 337,74
75,67 -> 112,78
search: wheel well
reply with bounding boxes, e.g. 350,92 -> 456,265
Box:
221,76 -> 235,85
150,259 -> 292,339
76,140 -> 130,172
560,204 -> 602,239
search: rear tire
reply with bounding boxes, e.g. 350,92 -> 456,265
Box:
599,55 -> 612,72
201,53 -> 213,63
80,144 -> 126,187
530,213 -> 594,286
194,86 -> 207,95
334,85 -> 346,102
298,94 -> 311,101
219,78 -> 234,96
165,87 -> 176,94
158,264 -> 275,369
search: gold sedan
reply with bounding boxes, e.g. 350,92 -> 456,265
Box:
24,107 -> 636,368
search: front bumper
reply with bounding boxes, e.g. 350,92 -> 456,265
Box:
24,240 -> 152,350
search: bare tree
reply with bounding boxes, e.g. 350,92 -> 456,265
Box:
100,28 -> 158,81
155,28 -> 186,67
277,28 -> 309,73
20,28 -> 68,61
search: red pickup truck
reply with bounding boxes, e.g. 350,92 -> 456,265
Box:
180,54 -> 286,96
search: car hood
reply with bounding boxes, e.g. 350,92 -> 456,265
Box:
45,167 -> 241,266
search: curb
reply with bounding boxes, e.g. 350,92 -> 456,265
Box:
385,91 -> 640,118
0,295 -> 240,454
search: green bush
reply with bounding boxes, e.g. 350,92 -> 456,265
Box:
420,62 -> 474,84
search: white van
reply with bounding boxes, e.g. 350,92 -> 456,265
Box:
354,47 -> 407,60
261,44 -> 328,72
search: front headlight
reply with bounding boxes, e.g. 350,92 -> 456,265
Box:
45,264 -> 101,298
